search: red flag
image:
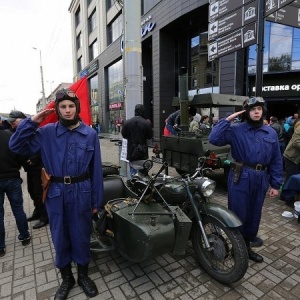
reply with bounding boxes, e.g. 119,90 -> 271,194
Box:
39,76 -> 92,127
69,76 -> 92,125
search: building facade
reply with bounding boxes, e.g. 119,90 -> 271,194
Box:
36,83 -> 72,112
68,0 -> 300,139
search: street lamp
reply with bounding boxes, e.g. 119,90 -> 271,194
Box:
47,80 -> 54,93
33,47 -> 46,109
47,80 -> 55,101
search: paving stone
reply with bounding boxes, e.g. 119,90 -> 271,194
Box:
135,281 -> 155,295
2,137 -> 300,299
0,281 -> 12,298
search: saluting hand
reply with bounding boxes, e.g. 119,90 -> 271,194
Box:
31,109 -> 55,124
226,110 -> 245,122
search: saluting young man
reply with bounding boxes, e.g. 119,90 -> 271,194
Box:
9,89 -> 103,300
209,97 -> 283,263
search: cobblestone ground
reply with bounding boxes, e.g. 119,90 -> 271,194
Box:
1,135 -> 300,299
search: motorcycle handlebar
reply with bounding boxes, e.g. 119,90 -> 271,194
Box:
153,161 -> 169,180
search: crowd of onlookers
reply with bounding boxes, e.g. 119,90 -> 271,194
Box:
266,113 -> 300,207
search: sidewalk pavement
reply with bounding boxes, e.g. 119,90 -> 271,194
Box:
1,137 -> 300,299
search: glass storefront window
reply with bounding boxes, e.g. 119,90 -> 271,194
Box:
108,59 -> 124,133
269,23 -> 292,72
190,32 -> 219,91
89,75 -> 99,126
248,21 -> 299,74
292,27 -> 300,70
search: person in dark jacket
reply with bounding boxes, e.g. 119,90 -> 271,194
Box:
121,104 -> 153,177
164,106 -> 197,135
269,116 -> 285,155
0,116 -> 10,130
281,118 -> 300,206
209,97 -> 283,263
9,89 -> 103,299
0,129 -> 31,257
7,110 -> 49,229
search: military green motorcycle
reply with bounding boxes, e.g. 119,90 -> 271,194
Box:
92,156 -> 248,284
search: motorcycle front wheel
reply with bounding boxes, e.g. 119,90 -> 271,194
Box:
191,216 -> 248,284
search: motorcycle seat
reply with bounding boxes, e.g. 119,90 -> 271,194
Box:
103,175 -> 137,206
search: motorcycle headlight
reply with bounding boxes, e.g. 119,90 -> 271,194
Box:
193,177 -> 216,197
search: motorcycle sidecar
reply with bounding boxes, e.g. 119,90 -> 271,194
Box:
92,175 -> 192,262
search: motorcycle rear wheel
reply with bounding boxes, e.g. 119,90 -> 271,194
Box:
191,216 -> 248,284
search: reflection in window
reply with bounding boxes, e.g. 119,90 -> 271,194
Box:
88,9 -> 97,34
292,27 -> 300,69
106,0 -> 113,11
89,39 -> 99,62
107,14 -> 123,45
76,32 -> 82,50
75,6 -> 80,27
77,56 -> 82,73
248,21 -> 300,73
89,75 -> 99,124
108,60 -> 123,105
190,32 -> 219,91
269,23 -> 292,72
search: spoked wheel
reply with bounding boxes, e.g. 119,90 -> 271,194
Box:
191,216 -> 248,284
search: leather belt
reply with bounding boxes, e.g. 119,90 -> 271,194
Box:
242,163 -> 267,171
50,172 -> 90,184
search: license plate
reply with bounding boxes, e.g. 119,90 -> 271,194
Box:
152,156 -> 163,164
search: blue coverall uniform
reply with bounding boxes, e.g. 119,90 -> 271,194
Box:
209,119 -> 283,240
9,118 -> 103,268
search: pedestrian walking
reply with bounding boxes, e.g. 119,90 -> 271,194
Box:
9,89 -> 103,299
0,129 -> 31,257
121,104 -> 153,177
209,97 -> 283,263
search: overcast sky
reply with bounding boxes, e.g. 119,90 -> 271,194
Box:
0,0 -> 73,115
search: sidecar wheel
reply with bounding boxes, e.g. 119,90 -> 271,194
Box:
191,216 -> 248,284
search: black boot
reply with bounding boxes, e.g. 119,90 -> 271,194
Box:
245,238 -> 263,263
77,264 -> 98,298
54,264 -> 75,300
27,208 -> 40,222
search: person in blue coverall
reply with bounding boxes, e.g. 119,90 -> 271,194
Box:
9,89 -> 103,300
209,97 -> 283,263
